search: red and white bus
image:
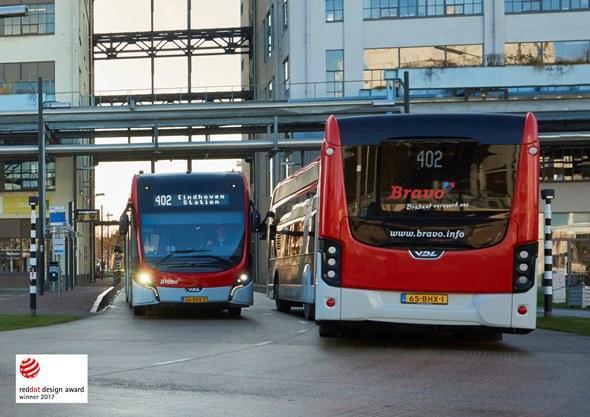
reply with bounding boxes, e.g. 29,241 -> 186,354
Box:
120,172 -> 258,317
267,113 -> 539,338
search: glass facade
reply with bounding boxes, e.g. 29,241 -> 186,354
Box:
0,0 -> 55,36
1,160 -> 56,191
0,222 -> 30,274
326,49 -> 344,97
505,41 -> 590,65
506,0 -> 590,13
264,6 -> 273,61
326,0 -> 343,22
363,45 -> 483,88
0,61 -> 55,95
541,143 -> 590,182
363,0 -> 482,19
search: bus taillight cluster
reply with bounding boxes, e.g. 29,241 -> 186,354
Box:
513,243 -> 538,293
320,238 -> 342,287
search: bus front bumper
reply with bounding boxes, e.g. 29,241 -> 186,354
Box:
132,280 -> 253,307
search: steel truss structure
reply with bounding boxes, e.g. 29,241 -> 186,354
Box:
93,27 -> 251,60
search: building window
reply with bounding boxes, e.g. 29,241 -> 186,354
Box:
0,234 -> 30,273
283,58 -> 290,97
541,144 -> 590,182
0,61 -> 55,95
326,0 -> 343,22
363,0 -> 482,19
326,49 -> 344,97
0,0 -> 55,36
1,160 -> 56,191
264,6 -> 274,61
506,0 -> 590,13
283,0 -> 288,29
505,41 -> 590,65
364,48 -> 399,89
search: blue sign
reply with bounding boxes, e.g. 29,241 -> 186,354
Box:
54,238 -> 65,255
49,205 -> 66,226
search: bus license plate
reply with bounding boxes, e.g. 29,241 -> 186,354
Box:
183,296 -> 208,303
401,293 -> 448,305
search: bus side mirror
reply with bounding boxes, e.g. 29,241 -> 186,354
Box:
119,213 -> 129,235
259,211 -> 275,241
250,206 -> 262,234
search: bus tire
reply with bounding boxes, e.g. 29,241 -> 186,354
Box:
303,303 -> 315,321
318,322 -> 340,338
274,280 -> 291,313
227,307 -> 242,317
133,306 -> 147,316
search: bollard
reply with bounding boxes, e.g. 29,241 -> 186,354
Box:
28,197 -> 38,315
541,189 -> 555,318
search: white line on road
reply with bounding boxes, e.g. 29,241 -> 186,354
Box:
254,341 -> 272,347
152,357 -> 194,366
298,320 -> 307,324
298,329 -> 307,334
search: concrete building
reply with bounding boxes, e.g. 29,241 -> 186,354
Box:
242,0 -> 590,285
0,0 -> 93,287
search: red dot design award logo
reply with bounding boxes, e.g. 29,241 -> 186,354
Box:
19,358 -> 40,379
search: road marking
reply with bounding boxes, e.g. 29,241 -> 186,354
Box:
90,286 -> 115,313
153,357 -> 193,366
298,320 -> 307,324
254,341 -> 272,347
298,329 -> 307,334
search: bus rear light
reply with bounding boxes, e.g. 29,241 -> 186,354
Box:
528,146 -> 539,156
518,305 -> 528,315
325,147 -> 335,156
320,238 -> 342,287
513,243 -> 537,293
326,298 -> 336,308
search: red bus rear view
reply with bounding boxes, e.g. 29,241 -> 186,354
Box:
120,172 -> 255,317
316,113 -> 540,338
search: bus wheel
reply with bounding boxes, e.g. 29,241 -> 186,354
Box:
227,307 -> 242,317
303,303 -> 315,321
318,322 -> 340,338
274,281 -> 291,313
133,306 -> 147,316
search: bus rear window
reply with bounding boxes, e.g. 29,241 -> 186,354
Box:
342,140 -> 519,248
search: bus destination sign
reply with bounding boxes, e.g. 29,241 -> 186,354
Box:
153,193 -> 230,208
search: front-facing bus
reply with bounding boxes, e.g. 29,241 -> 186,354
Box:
316,113 -> 539,337
122,172 -> 254,316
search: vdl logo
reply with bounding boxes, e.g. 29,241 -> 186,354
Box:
19,358 -> 40,379
409,249 -> 444,260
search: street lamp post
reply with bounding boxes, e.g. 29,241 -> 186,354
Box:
95,193 -> 105,280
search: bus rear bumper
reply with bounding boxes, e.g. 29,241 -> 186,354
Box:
316,284 -> 536,331
132,281 -> 253,307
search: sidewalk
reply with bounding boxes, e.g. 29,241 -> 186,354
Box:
0,281 -> 114,316
537,307 -> 590,318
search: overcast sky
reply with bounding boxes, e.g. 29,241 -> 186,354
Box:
93,0 -> 241,219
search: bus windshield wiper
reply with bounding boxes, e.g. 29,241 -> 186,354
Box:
154,249 -> 208,267
188,255 -> 235,266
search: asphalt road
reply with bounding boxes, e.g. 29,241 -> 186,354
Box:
1,292 -> 589,417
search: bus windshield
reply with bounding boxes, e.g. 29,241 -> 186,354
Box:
137,178 -> 246,272
342,139 -> 519,249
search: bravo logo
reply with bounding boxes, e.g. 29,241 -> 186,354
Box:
387,181 -> 456,200
19,358 -> 40,379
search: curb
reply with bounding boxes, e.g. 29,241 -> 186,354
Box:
90,286 -> 117,314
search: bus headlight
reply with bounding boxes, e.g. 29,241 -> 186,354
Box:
135,271 -> 154,288
231,273 -> 250,297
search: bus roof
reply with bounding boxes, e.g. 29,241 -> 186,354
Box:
335,113 -> 527,145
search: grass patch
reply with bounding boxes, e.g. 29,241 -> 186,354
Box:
0,314 -> 81,332
538,316 -> 590,337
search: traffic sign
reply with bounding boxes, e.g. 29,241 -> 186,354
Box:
54,238 -> 65,255
49,205 -> 66,226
